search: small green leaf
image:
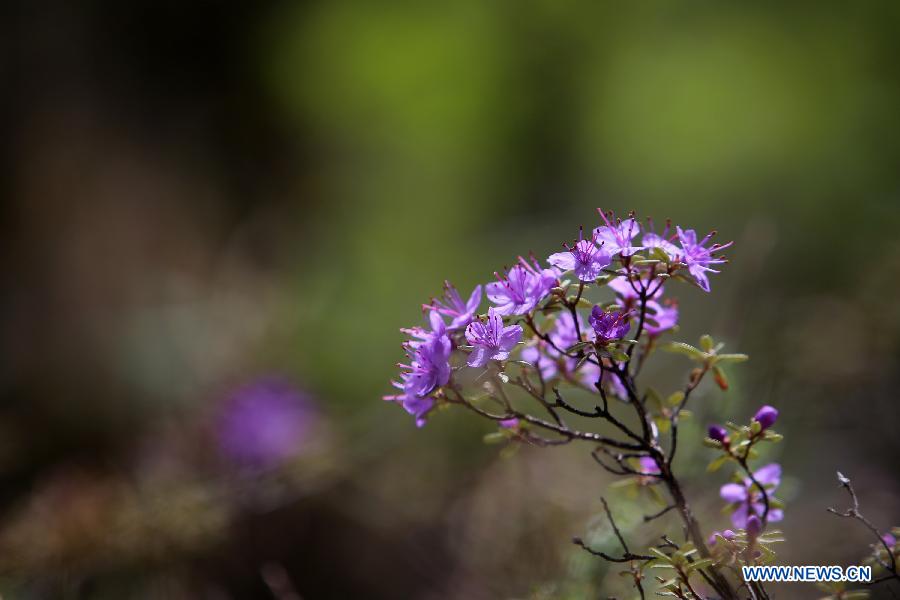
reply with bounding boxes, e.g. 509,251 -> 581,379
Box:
700,334 -> 714,352
611,348 -> 630,362
483,432 -> 506,444
716,353 -> 749,363
707,455 -> 731,472
660,342 -> 706,360
565,341 -> 591,353
687,558 -> 713,573
666,391 -> 685,406
649,247 -> 670,262
649,547 -> 672,562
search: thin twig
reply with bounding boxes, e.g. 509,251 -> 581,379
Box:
827,472 -> 900,583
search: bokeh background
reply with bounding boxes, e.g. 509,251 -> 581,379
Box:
2,1 -> 899,598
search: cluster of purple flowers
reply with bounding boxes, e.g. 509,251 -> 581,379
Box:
385,209 -> 731,427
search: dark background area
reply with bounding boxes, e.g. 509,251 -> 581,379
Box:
1,1 -> 899,598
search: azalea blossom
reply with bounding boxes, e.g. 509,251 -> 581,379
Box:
720,463 -> 784,528
521,312 -> 598,383
427,281 -> 482,330
486,258 -> 557,316
385,333 -> 452,427
589,306 -> 631,344
548,229 -> 611,282
593,211 -> 644,257
675,226 -> 732,292
644,300 -> 678,336
465,307 -> 523,368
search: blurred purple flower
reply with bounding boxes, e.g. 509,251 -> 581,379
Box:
589,306 -> 631,344
521,312 -> 597,383
642,230 -> 680,258
638,456 -> 659,475
465,307 -> 522,368
609,276 -> 665,317
499,418 -> 519,429
644,300 -> 678,336
427,281 -> 482,331
709,529 -> 736,545
883,533 -> 897,548
675,227 -> 732,292
746,515 -> 763,537
487,258 -> 557,316
708,424 -> 728,442
753,405 -> 779,430
720,463 -> 784,529
218,377 -> 317,468
547,229 -> 611,282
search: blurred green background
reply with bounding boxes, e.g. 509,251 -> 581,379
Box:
2,1 -> 899,598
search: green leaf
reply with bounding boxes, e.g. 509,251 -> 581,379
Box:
700,334 -> 714,352
565,341 -> 591,353
707,455 -> 731,472
666,391 -> 685,406
649,247 -> 670,262
687,558 -> 714,573
660,342 -> 706,360
611,348 -> 630,362
716,353 -> 749,363
649,547 -> 672,562
483,432 -> 506,444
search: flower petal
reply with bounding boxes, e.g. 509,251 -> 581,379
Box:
547,251 -> 576,271
753,463 -> 781,488
720,483 -> 748,503
499,325 -> 523,350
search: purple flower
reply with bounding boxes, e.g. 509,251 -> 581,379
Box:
465,307 -> 523,368
218,377 -> 316,468
589,306 -> 631,344
602,365 -> 630,400
720,463 -> 784,529
547,229 -> 612,282
753,405 -> 779,430
746,515 -> 763,537
387,333 -> 452,427
709,529 -> 736,545
401,310 -> 448,349
675,227 -> 733,292
636,456 -> 661,484
642,231 -> 680,258
644,300 -> 678,336
883,533 -> 897,548
708,424 -> 728,442
521,312 -> 597,382
499,418 -> 519,429
486,257 -> 557,316
608,275 -> 665,310
427,281 -> 482,330
593,211 -> 644,257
